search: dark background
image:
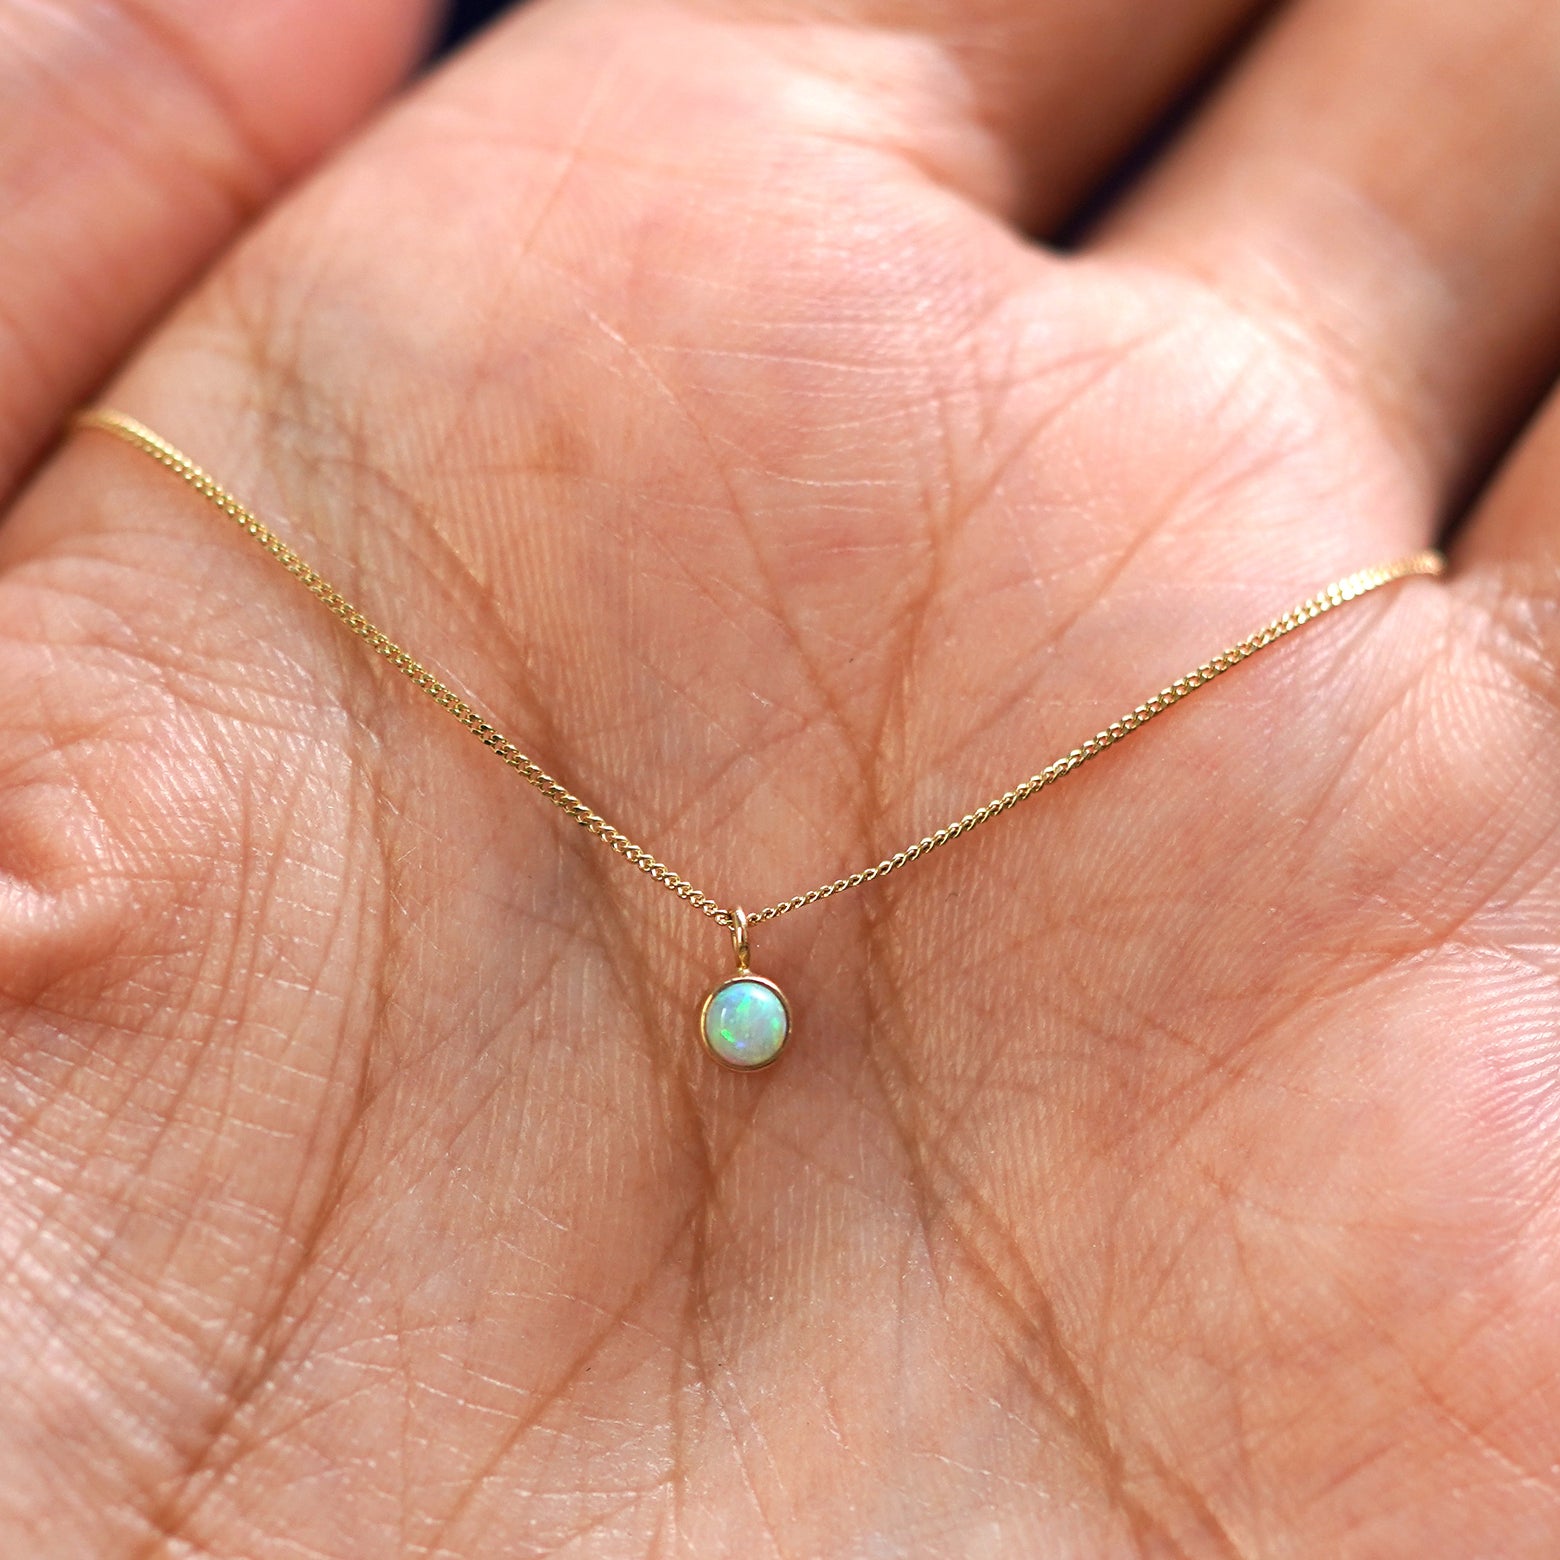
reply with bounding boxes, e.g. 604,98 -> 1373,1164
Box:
438,0 -> 518,55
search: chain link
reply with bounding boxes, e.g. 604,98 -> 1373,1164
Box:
76,408 -> 1443,932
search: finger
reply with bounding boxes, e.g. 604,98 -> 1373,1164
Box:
1096,0 -> 1560,505
0,0 -> 441,500
1455,381 -> 1560,657
679,0 -> 1269,227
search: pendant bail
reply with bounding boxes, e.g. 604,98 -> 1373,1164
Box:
729,906 -> 751,973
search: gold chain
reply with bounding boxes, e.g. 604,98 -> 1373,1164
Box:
75,408 -> 1443,933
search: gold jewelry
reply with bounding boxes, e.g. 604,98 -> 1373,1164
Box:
74,408 -> 1444,1071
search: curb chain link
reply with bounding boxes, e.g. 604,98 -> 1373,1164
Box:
76,409 -> 1444,936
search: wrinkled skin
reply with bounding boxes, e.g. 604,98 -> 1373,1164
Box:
3,0 -> 1560,1554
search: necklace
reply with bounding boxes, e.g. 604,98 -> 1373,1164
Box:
75,408 -> 1444,1071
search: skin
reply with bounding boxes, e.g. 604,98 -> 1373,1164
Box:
2,0 -> 1560,1552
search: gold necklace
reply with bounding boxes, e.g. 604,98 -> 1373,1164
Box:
75,408 -> 1444,1071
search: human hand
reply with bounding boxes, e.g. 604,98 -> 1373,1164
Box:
4,0 -> 1560,1553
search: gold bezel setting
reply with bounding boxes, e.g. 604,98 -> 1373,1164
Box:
699,973 -> 792,1072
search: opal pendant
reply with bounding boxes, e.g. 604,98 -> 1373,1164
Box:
701,973 -> 791,1070
701,909 -> 791,1071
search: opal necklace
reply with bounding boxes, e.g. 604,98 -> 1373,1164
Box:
76,408 -> 1443,1071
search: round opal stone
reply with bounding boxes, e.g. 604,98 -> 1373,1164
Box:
702,977 -> 790,1070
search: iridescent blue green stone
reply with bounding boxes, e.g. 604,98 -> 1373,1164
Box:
702,977 -> 790,1069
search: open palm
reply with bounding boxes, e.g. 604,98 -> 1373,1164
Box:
4,0 -> 1560,1553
